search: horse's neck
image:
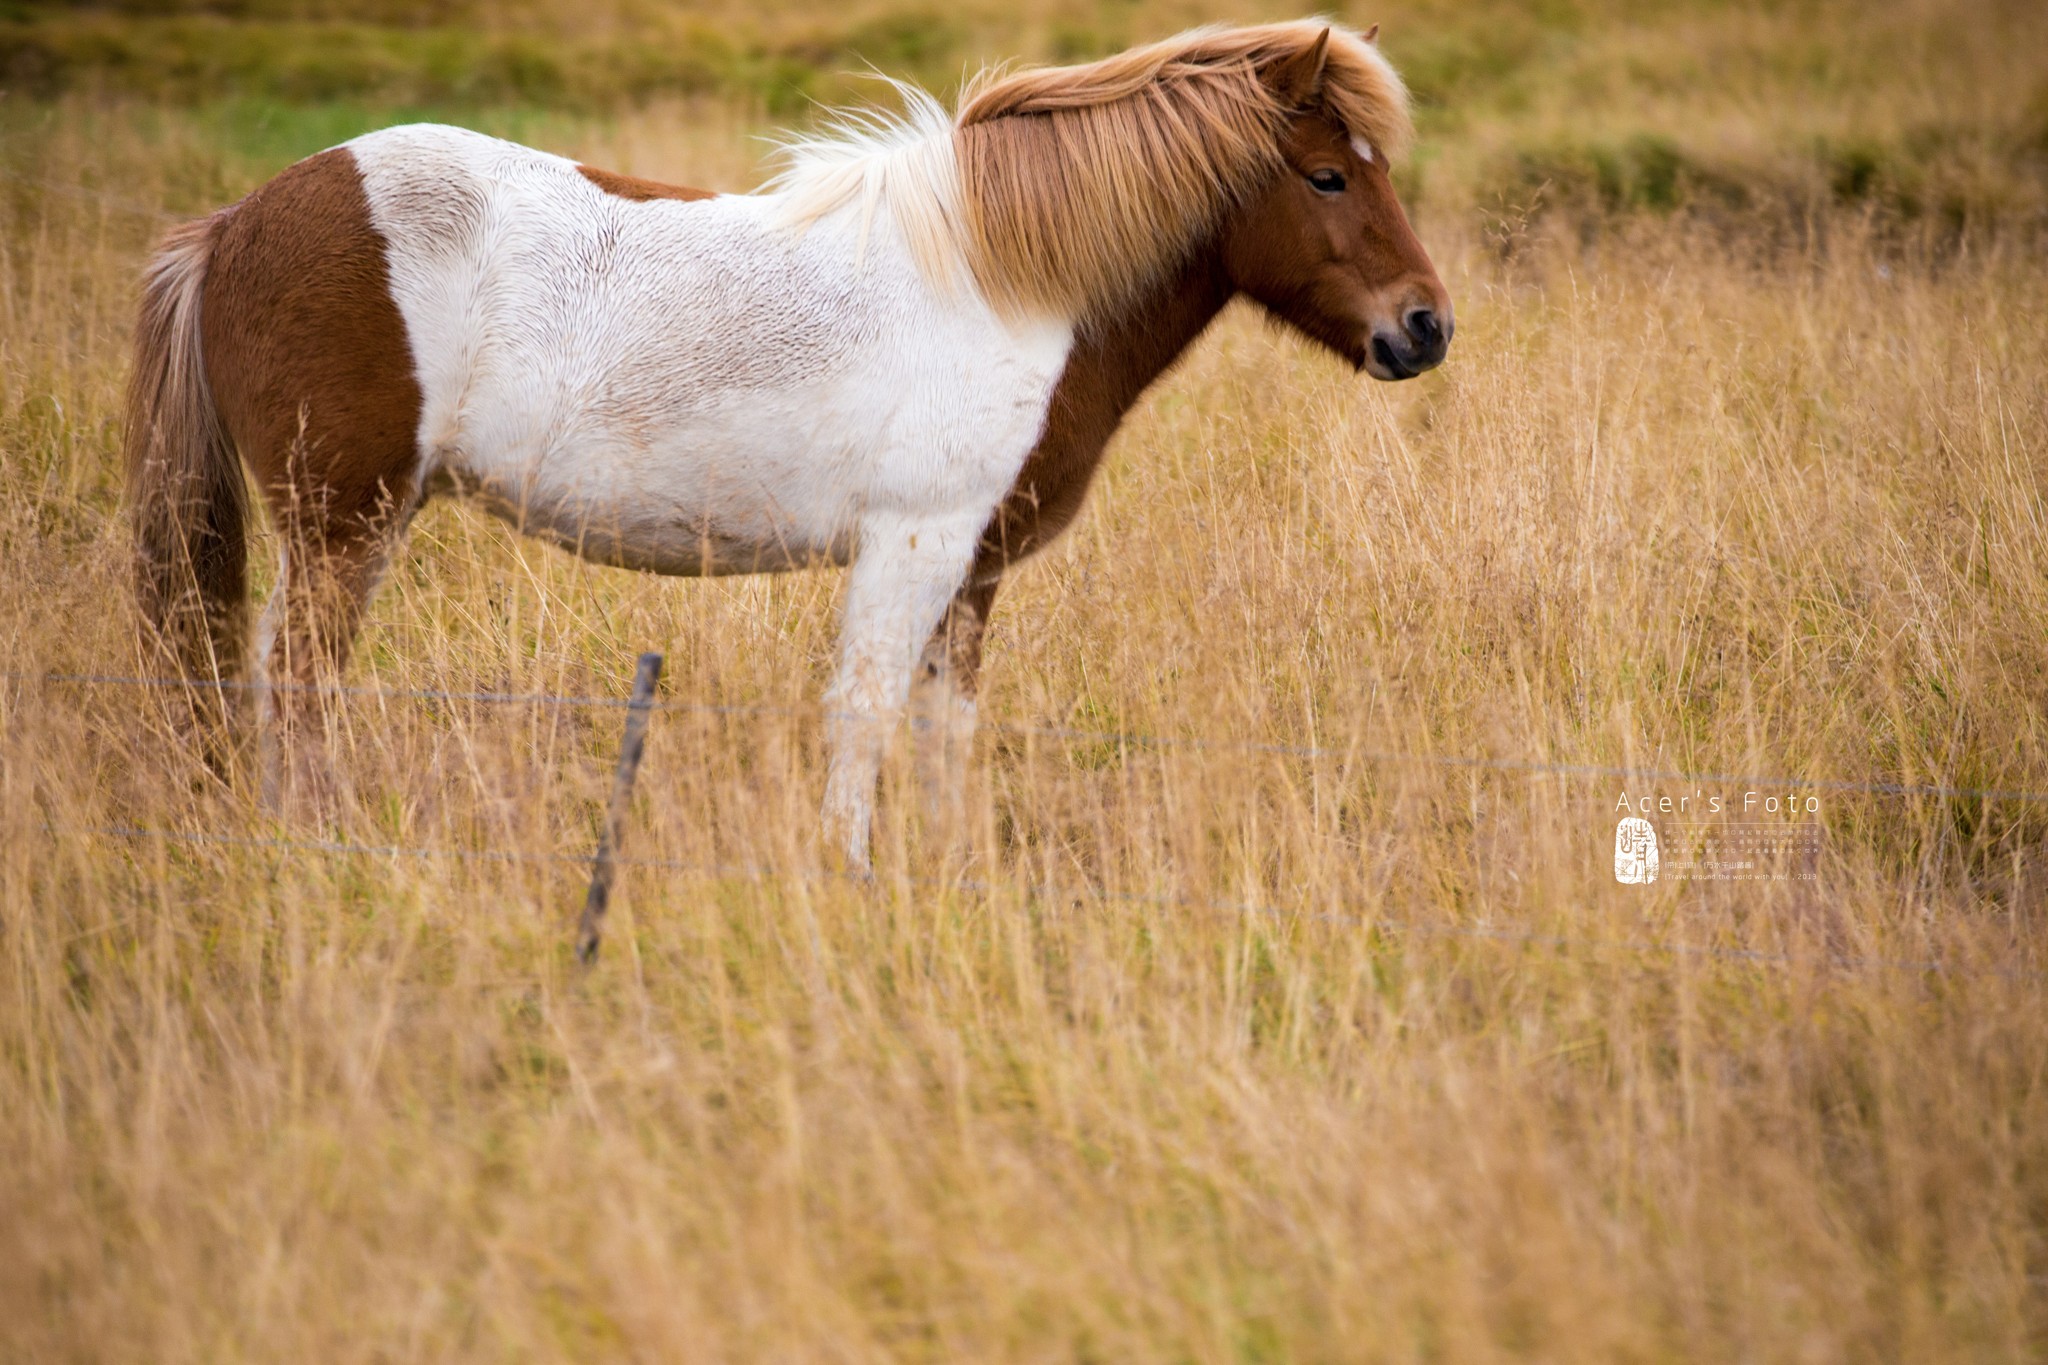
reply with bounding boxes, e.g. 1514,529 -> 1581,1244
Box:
1070,258 -> 1238,431
983,257 -> 1235,567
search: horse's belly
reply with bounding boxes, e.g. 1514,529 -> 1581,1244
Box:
435,416 -> 864,576
458,476 -> 849,576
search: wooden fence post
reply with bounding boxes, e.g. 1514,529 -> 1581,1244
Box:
576,651 -> 663,965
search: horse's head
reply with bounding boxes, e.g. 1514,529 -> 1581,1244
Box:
1221,33 -> 1452,381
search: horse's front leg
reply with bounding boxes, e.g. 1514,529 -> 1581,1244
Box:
910,575 -> 1000,843
821,517 -> 982,872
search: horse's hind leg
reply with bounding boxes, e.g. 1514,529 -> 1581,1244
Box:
192,145 -> 427,814
910,575 -> 999,843
255,491 -> 415,817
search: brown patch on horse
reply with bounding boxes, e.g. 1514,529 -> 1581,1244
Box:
976,259 -> 1234,575
577,165 -> 718,203
202,146 -> 427,718
927,273 -> 1210,701
201,147 -> 423,531
927,271 -> 1221,699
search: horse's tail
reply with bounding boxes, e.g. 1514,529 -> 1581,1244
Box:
126,212 -> 247,694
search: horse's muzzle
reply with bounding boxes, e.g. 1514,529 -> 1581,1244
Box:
1366,306 -> 1451,381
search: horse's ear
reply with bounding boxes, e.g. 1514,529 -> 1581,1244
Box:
1266,28 -> 1331,107
1363,23 -> 1381,43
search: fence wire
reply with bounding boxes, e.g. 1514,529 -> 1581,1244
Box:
10,667 -> 2048,806
38,820 -> 2039,982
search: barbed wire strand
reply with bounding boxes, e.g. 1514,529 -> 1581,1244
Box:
6,669 -> 803,718
10,668 -> 2048,806
36,820 -> 2040,982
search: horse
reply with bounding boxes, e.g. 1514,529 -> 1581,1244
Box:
125,20 -> 1452,870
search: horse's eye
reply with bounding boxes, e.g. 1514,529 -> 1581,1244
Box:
1308,168 -> 1347,194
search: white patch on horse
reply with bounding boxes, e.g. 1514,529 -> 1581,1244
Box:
351,126 -> 1068,571
348,124 -> 1073,864
1350,136 -> 1374,164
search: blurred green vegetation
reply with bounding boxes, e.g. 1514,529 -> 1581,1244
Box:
0,7 -> 974,113
2,0 -> 2044,226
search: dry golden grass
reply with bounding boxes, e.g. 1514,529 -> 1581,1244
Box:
3,11 -> 2048,1357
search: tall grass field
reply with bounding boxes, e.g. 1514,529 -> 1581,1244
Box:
3,0 -> 2047,1358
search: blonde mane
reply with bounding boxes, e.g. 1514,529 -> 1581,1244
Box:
767,21 -> 1412,321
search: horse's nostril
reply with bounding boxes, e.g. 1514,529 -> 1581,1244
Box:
1405,307 -> 1442,350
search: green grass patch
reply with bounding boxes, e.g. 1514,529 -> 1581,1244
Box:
0,10 -> 972,115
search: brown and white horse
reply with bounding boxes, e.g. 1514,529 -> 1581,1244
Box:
126,20 -> 1451,868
